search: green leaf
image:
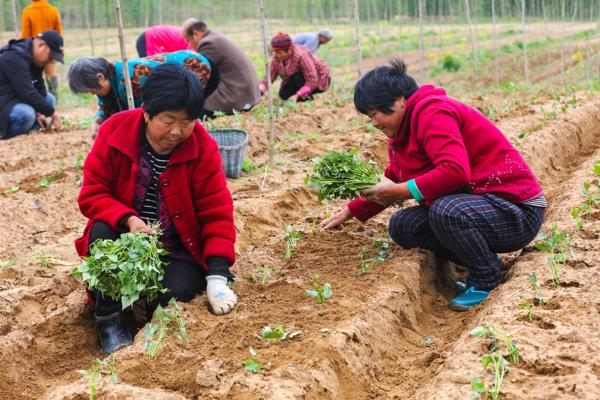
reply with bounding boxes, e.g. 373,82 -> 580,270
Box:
470,326 -> 486,337
243,359 -> 263,373
322,283 -> 333,299
306,290 -> 319,298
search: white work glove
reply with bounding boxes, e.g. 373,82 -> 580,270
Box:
206,275 -> 238,315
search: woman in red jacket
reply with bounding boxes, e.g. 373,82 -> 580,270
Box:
322,59 -> 545,311
76,63 -> 237,354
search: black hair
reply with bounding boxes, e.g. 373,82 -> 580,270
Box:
67,57 -> 112,93
142,63 -> 205,120
354,58 -> 419,115
184,20 -> 207,37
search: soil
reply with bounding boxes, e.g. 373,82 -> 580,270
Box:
2,25 -> 600,400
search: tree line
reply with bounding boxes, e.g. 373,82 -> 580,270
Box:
2,0 -> 599,33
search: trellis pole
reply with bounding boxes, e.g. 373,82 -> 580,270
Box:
113,0 -> 135,109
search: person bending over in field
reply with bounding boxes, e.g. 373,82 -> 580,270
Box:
292,28 -> 333,53
259,32 -> 330,102
75,63 -> 237,354
67,50 -> 220,138
322,59 -> 546,311
135,24 -> 193,57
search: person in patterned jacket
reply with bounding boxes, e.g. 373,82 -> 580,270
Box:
259,32 -> 330,102
67,50 -> 220,137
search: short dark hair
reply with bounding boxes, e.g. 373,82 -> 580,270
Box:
184,20 -> 207,37
354,58 -> 419,115
67,57 -> 112,93
142,63 -> 205,120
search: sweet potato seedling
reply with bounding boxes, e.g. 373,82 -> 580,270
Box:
73,222 -> 168,309
243,346 -> 264,373
36,161 -> 65,188
4,186 -> 19,194
306,274 -> 333,304
470,324 -> 520,364
528,272 -> 544,305
535,225 -> 575,285
32,251 -> 55,268
518,300 -> 533,322
78,355 -> 118,400
358,240 -> 390,272
144,298 -> 189,358
260,324 -> 300,341
471,353 -> 509,400
284,225 -> 302,259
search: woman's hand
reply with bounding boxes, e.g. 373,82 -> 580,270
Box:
320,207 -> 353,229
91,117 -> 103,139
126,215 -> 154,234
361,176 -> 405,206
258,82 -> 267,95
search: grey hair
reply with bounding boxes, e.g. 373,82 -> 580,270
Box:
67,57 -> 112,93
318,28 -> 333,40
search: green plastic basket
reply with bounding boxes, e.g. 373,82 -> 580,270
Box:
207,128 -> 248,178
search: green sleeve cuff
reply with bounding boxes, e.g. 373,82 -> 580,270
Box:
407,179 -> 425,202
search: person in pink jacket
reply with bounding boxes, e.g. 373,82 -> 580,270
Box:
322,59 -> 546,310
136,25 -> 192,57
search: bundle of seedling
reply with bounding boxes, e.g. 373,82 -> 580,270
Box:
73,224 -> 168,309
305,149 -> 381,202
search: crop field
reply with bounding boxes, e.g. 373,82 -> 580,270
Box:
1,5 -> 600,400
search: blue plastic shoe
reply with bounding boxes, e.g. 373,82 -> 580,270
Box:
448,287 -> 490,311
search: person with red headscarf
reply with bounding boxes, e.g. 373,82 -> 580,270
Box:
259,32 -> 330,102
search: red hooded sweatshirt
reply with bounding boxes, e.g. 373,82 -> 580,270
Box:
348,85 -> 544,222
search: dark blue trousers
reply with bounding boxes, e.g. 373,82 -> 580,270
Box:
389,193 -> 545,291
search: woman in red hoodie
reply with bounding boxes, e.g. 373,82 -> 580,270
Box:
322,59 -> 545,310
76,63 -> 237,353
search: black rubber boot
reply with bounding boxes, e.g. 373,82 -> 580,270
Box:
95,312 -> 133,354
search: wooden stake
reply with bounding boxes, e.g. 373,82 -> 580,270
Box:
10,0 -> 18,37
521,0 -> 529,83
258,0 -> 275,167
491,0 -> 499,84
113,0 -> 135,110
418,0 -> 424,83
464,0 -> 477,84
85,0 -> 96,56
353,0 -> 362,77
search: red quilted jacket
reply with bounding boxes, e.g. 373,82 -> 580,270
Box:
74,109 -> 236,268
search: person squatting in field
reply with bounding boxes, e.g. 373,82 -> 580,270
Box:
322,59 -> 546,311
75,63 -> 237,354
0,29 -> 64,139
292,28 -> 334,53
67,50 -> 220,137
259,32 -> 330,102
20,0 -> 63,99
183,18 -> 261,119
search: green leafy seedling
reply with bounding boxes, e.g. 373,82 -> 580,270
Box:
260,324 -> 300,341
143,298 -> 188,358
32,251 -> 55,268
471,353 -> 509,400
528,272 -> 544,305
306,274 -> 332,304
242,158 -> 255,173
470,324 -> 519,364
36,160 -> 65,188
243,346 -> 264,373
535,225 -> 575,285
73,222 -> 169,309
284,225 -> 302,259
518,300 -> 533,322
78,355 -> 118,400
5,186 -> 19,194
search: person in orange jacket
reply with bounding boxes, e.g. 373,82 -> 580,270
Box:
20,0 -> 63,99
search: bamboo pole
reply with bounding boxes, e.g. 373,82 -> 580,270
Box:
464,0 -> 477,84
113,0 -> 135,110
520,0 -> 529,83
353,0 -> 362,77
0,1 -> 5,33
560,0 -> 565,90
258,0 -> 275,167
157,0 -> 162,25
11,0 -> 18,37
418,0 -> 424,82
85,0 -> 96,56
491,0 -> 499,84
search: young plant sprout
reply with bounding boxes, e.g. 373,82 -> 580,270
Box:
243,346 -> 264,373
36,160 -> 65,188
535,225 -> 576,285
518,300 -> 534,322
471,353 -> 509,400
470,324 -> 520,364
144,298 -> 189,358
260,324 -> 300,341
284,225 -> 302,259
528,272 -> 544,305
304,149 -> 381,202
358,239 -> 390,272
72,222 -> 168,309
306,274 -> 333,304
78,355 -> 119,400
